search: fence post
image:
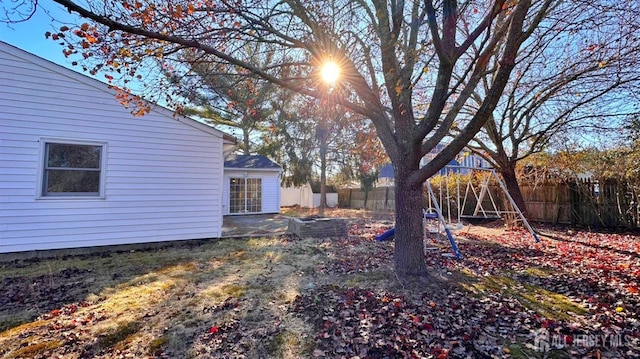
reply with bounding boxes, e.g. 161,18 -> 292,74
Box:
385,187 -> 389,209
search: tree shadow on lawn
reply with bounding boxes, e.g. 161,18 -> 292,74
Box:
538,230 -> 640,260
0,239 -> 224,332
457,232 -> 640,307
0,235 -> 369,358
2,227 -> 638,358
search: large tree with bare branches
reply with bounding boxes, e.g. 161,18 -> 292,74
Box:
455,1 -> 640,214
7,0 -> 555,279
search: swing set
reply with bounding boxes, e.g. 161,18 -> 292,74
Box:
423,166 -> 540,259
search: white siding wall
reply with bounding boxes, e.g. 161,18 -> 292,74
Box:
261,173 -> 281,213
0,43 -> 224,253
223,170 -> 281,215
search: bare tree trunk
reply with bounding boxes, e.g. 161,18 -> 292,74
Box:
242,128 -> 251,155
499,163 -> 528,218
394,172 -> 428,279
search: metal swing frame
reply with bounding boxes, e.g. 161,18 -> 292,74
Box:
423,166 -> 540,259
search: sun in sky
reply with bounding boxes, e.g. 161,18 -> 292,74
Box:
320,61 -> 340,84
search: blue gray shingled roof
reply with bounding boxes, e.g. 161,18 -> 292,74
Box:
378,158 -> 462,178
224,154 -> 282,170
379,163 -> 395,178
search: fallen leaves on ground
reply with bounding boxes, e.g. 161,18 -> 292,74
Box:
0,212 -> 639,358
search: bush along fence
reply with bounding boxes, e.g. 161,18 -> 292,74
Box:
338,178 -> 640,229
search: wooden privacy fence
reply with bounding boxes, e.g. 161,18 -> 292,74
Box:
523,179 -> 639,228
338,179 -> 640,229
338,187 -> 396,210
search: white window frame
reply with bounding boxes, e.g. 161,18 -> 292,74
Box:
36,138 -> 108,200
227,175 -> 263,214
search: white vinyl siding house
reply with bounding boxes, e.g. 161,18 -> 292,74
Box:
0,41 -> 231,253
223,155 -> 282,215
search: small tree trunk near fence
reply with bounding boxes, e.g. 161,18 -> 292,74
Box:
364,188 -> 369,209
385,187 -> 389,208
319,139 -> 327,216
569,181 -> 578,226
499,164 -> 528,218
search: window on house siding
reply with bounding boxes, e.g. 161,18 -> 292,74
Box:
42,142 -> 104,197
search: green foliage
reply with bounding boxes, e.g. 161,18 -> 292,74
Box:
359,169 -> 379,192
148,336 -> 168,355
5,340 -> 63,359
522,146 -> 640,187
170,44 -> 276,155
257,93 -> 316,187
97,321 -> 142,349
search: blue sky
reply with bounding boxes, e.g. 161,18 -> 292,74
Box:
1,2 -> 154,102
1,2 -> 82,71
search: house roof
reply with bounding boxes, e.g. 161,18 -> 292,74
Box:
379,158 -> 462,178
0,41 -> 234,144
379,163 -> 394,178
224,154 -> 281,170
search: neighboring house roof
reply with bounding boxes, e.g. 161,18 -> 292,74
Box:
378,158 -> 462,178
0,41 -> 234,144
379,163 -> 395,178
224,154 -> 282,171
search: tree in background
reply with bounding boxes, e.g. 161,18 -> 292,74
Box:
455,1 -> 640,215
260,90 -> 359,215
26,0 -> 555,279
174,46 -> 277,155
259,91 -> 315,188
334,121 -> 388,195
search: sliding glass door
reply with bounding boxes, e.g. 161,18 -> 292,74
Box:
229,178 -> 262,213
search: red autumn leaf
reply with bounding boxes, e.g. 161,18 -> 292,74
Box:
422,323 -> 434,331
565,335 -> 574,345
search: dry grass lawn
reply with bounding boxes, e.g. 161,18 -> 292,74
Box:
1,209 -> 638,358
0,209 -> 400,358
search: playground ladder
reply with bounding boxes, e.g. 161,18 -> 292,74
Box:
425,181 -> 463,259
